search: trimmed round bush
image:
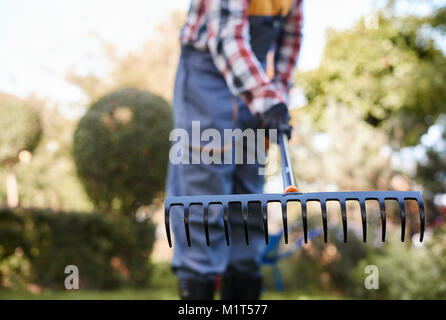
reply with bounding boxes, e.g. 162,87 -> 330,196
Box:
73,88 -> 172,214
0,99 -> 42,165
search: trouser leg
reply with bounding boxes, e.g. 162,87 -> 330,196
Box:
221,105 -> 266,300
168,160 -> 234,299
176,269 -> 216,300
168,47 -> 236,299
220,188 -> 265,300
220,267 -> 262,300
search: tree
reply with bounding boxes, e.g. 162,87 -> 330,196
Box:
0,93 -> 42,207
415,116 -> 446,223
11,105 -> 94,212
67,10 -> 185,103
297,7 -> 446,147
73,88 -> 172,215
288,102 -> 394,192
287,1 -> 446,236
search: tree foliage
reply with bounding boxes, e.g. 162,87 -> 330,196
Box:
417,128 -> 446,195
289,102 -> 393,192
67,10 -> 185,103
73,88 -> 172,215
415,116 -> 446,222
297,8 -> 446,146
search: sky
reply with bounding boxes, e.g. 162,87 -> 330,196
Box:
0,0 -> 376,116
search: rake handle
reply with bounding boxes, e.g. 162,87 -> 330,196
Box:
277,131 -> 298,193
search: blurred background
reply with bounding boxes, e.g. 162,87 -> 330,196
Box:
0,0 -> 445,299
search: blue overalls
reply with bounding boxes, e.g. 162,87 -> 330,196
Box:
167,15 -> 284,284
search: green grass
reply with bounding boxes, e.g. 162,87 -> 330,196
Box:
0,263 -> 342,300
0,289 -> 339,300
0,288 -> 176,300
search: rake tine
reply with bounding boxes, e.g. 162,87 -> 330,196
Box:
282,201 -> 288,244
378,198 -> 387,242
184,205 -> 191,247
262,202 -> 269,244
359,199 -> 367,242
223,204 -> 230,246
418,199 -> 425,242
417,199 -> 426,242
203,205 -> 210,247
340,200 -> 347,242
165,205 -> 172,248
301,201 -> 308,243
398,199 -> 406,242
321,201 -> 328,243
242,202 -> 249,245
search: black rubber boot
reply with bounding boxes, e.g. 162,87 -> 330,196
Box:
177,273 -> 215,300
220,267 -> 262,300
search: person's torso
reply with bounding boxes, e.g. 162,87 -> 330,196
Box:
181,0 -> 295,62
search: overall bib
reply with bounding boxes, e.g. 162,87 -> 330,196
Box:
167,15 -> 284,279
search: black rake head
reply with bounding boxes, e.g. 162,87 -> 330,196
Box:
164,190 -> 425,248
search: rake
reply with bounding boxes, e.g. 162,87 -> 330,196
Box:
165,131 -> 425,247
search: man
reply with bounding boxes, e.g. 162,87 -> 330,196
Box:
166,0 -> 303,299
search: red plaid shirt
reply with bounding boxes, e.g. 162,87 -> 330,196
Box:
180,0 -> 304,114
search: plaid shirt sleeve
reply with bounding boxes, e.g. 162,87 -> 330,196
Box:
273,0 -> 304,100
207,0 -> 285,114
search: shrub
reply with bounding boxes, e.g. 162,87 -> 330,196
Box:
0,210 -> 31,289
0,97 -> 42,165
0,208 -> 156,290
354,227 -> 446,299
73,88 -> 172,214
262,222 -> 372,296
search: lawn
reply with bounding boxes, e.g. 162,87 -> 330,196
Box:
0,263 -> 342,300
0,289 -> 338,300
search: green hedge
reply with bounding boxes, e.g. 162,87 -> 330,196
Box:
0,208 -> 155,290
